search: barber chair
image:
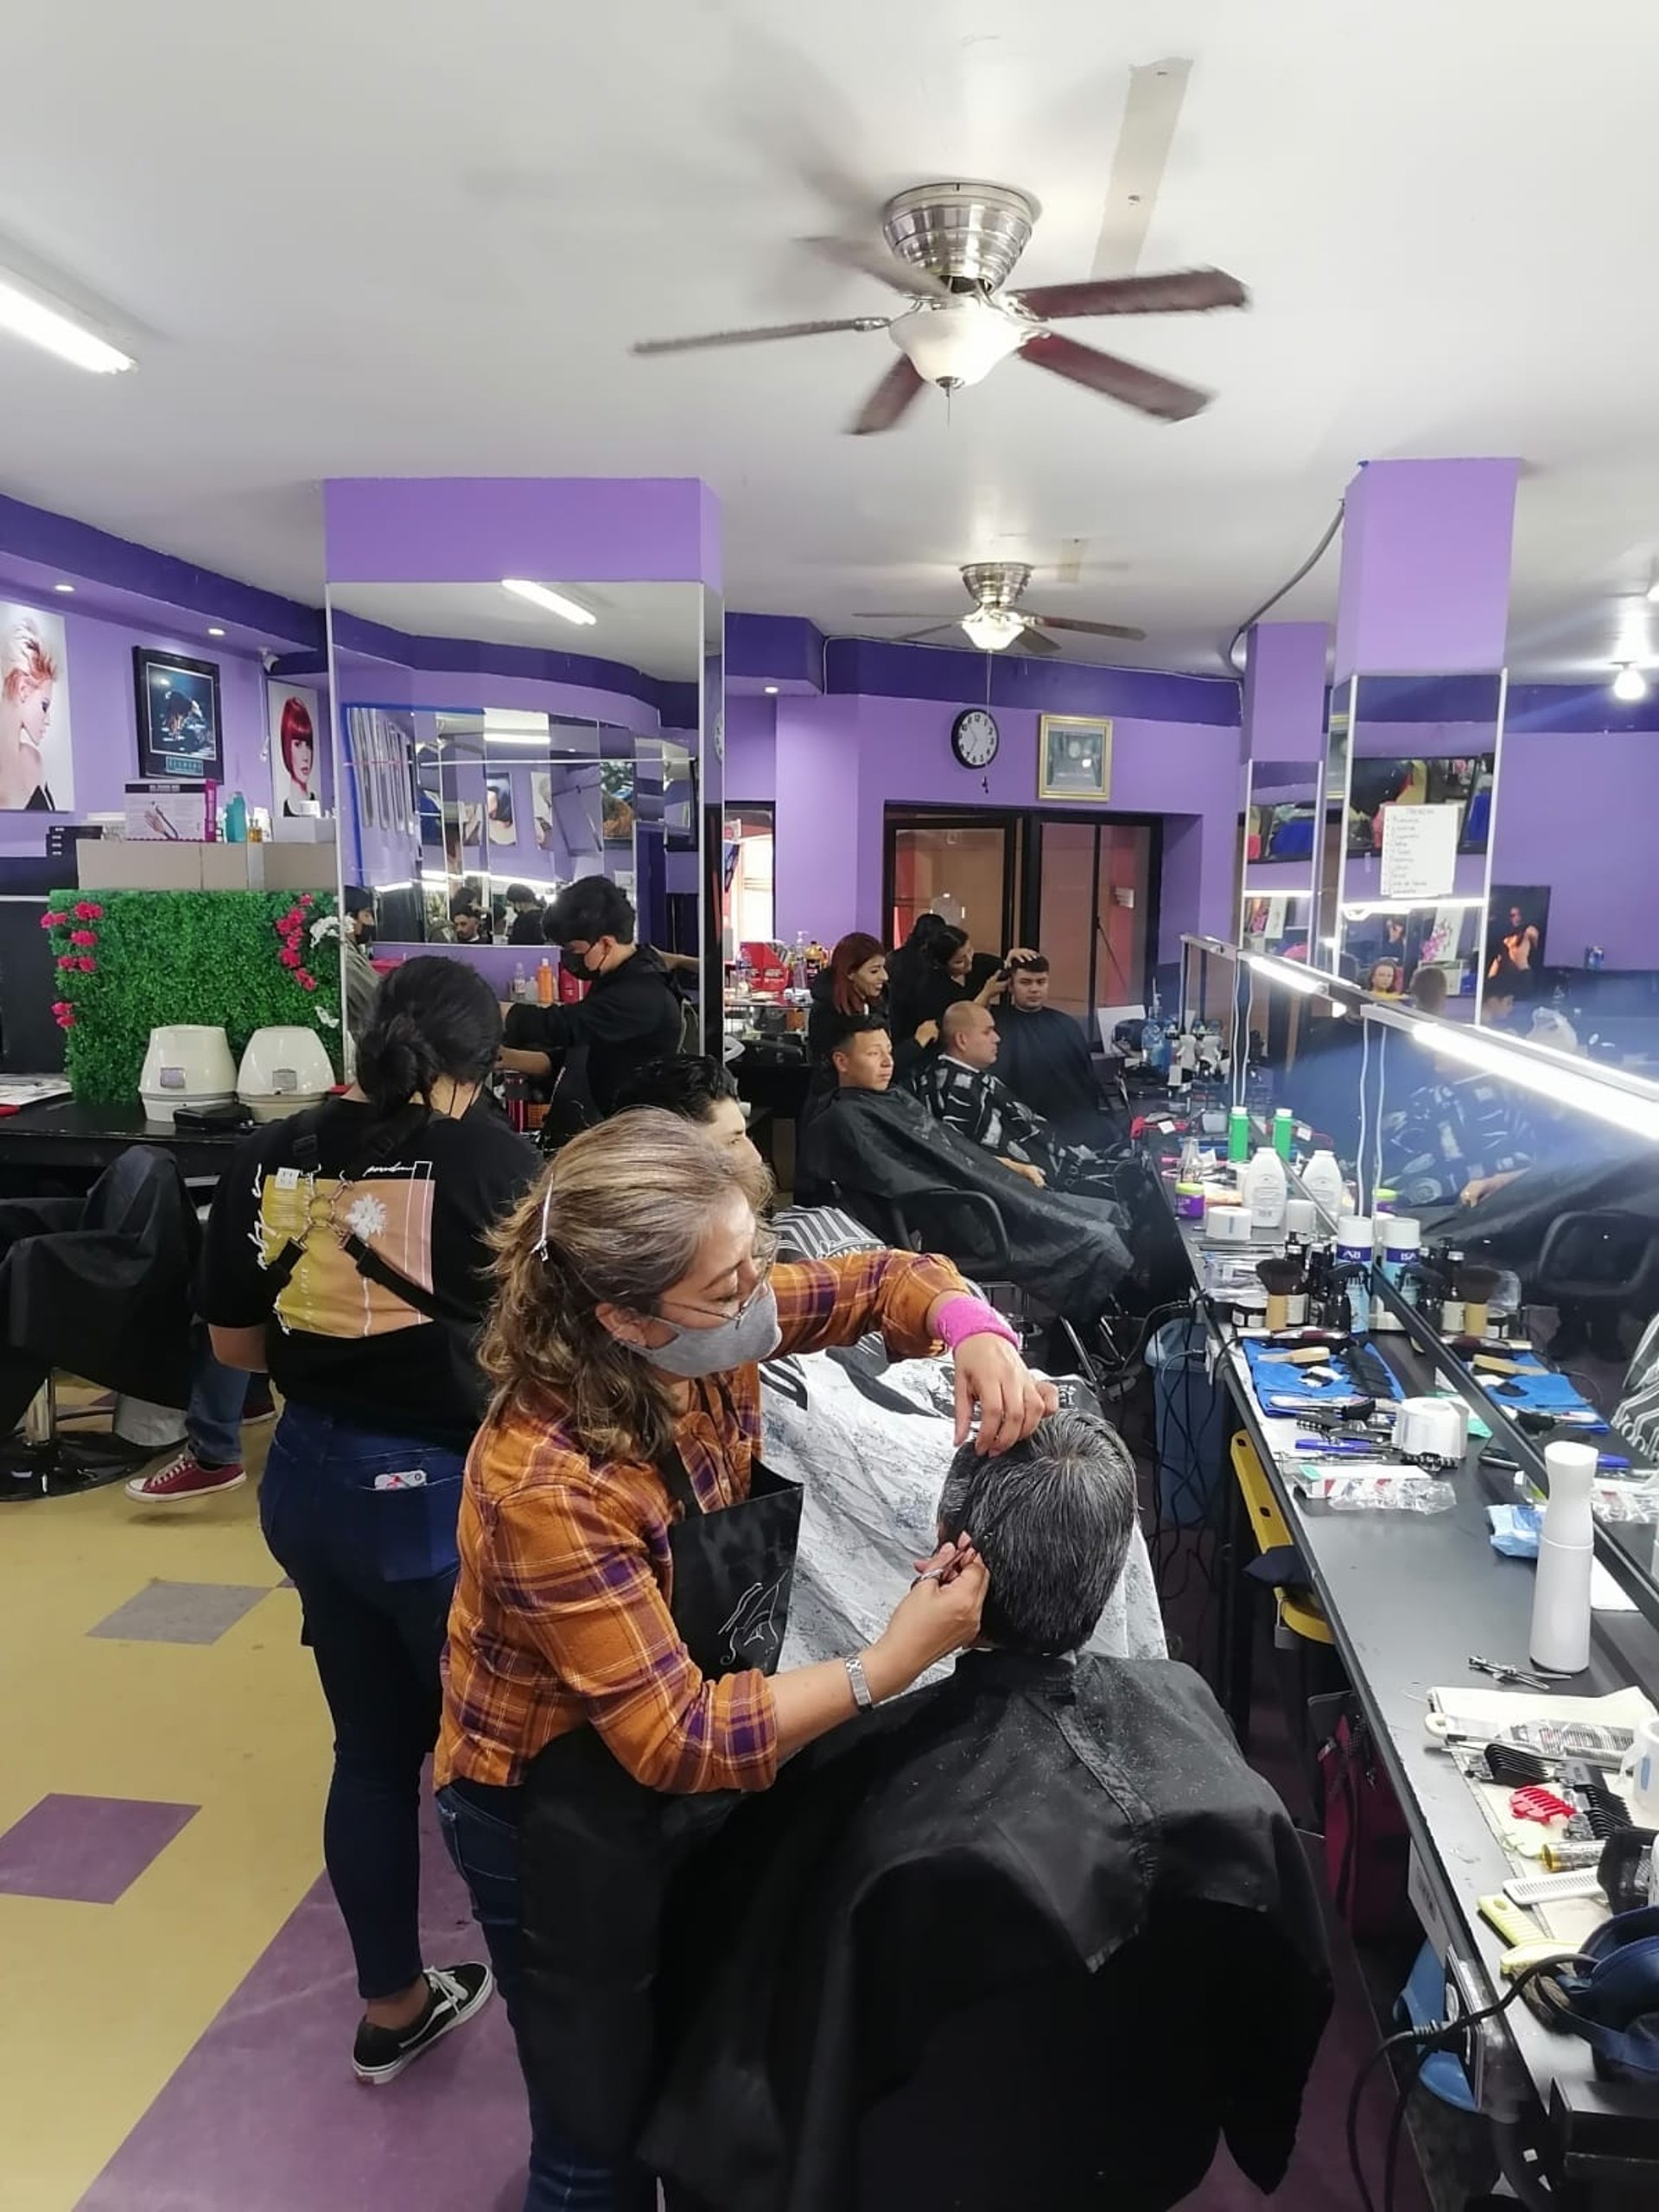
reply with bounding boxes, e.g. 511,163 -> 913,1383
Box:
0,1146 -> 200,1501
1535,1209 -> 1659,1366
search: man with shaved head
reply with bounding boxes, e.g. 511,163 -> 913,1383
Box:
922,999 -> 1123,1200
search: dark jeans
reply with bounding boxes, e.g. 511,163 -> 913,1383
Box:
436,1780 -> 658,2212
260,1402 -> 467,2002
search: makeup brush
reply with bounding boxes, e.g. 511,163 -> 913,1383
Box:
1256,1255 -> 1303,1336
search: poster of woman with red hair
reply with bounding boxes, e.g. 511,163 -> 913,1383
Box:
269,683 -> 322,824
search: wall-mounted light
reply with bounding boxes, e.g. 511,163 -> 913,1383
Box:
1612,664 -> 1649,702
763,684 -> 779,696
0,270 -> 134,374
1246,952 -> 1329,996
52,582 -> 74,594
207,626 -> 226,639
1405,1015 -> 1659,1144
501,578 -> 596,626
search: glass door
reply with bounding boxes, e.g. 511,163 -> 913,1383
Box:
1033,817 -> 1154,1023
887,813 -> 1020,957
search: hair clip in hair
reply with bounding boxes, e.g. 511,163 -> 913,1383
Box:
534,1179 -> 555,1261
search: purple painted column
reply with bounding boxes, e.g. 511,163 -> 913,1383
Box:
323,479 -> 721,588
1243,620 -> 1328,764
1333,458 -> 1518,678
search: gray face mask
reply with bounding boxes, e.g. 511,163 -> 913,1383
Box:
638,1281 -> 782,1378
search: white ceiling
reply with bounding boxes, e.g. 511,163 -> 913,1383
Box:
4,3 -> 1659,678
330,582 -> 703,679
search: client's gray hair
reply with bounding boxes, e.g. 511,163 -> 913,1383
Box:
936,1408 -> 1137,1657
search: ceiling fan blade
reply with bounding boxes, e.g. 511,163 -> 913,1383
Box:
1016,624 -> 1063,657
1029,613 -> 1149,643
803,235 -> 950,299
849,611 -> 952,620
1019,330 -> 1211,423
1014,268 -> 1249,320
849,353 -> 926,435
632,316 -> 887,357
897,626 -> 966,645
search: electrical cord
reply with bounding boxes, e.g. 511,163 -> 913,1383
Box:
1222,500 -> 1346,681
1382,2042 -> 1430,2212
1344,1955 -> 1589,2212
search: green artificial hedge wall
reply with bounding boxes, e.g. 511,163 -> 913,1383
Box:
44,890 -> 344,1105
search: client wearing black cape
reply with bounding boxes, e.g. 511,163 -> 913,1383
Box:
639,1412 -> 1332,2212
798,1014 -> 1133,1334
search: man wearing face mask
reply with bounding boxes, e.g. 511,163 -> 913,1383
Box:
341,886 -> 381,1043
437,1112 -> 1058,2209
499,876 -> 686,1116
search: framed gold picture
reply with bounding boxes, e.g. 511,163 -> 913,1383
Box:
1038,714 -> 1112,802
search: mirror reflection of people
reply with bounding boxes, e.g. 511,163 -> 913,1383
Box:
501,878 -> 687,1116
0,612 -> 61,810
340,885 -> 380,1041
451,895 -> 490,945
436,1112 -> 1052,2201
278,696 -> 317,814
505,883 -> 548,947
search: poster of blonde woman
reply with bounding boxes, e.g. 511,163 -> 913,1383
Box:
0,602 -> 73,811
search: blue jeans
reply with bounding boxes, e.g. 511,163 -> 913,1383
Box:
261,1403 -> 467,2001
187,1338 -> 252,1466
436,1782 -> 658,2212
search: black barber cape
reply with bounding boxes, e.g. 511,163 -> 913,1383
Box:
994,1001 -> 1102,1129
800,1085 -> 1132,1322
502,944 -> 684,1116
641,1653 -> 1332,2212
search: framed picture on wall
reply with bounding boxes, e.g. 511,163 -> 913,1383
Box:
1038,714 -> 1112,802
267,682 -> 323,827
0,599 -> 74,811
134,648 -> 223,783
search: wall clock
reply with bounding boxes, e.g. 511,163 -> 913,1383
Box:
950,708 -> 1000,770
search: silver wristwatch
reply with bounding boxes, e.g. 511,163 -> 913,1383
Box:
844,1652 -> 875,1710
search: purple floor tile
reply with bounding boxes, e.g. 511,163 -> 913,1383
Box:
79,1796 -> 529,2212
88,1580 -> 275,1646
0,1794 -> 198,1904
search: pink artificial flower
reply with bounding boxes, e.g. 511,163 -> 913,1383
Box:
50,1000 -> 69,1017
78,957 -> 97,972
298,973 -> 317,992
73,901 -> 98,920
279,947 -> 301,969
69,930 -> 96,947
300,893 -> 314,906
85,902 -> 104,918
55,1010 -> 75,1029
56,953 -> 77,970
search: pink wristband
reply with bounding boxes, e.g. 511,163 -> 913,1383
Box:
933,1294 -> 1021,1353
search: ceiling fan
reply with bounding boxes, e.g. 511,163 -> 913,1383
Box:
857,563 -> 1146,654
632,180 -> 1247,433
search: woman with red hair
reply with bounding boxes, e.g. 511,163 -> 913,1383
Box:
278,695 -> 317,815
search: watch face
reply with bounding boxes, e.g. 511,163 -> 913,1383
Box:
952,709 -> 1000,768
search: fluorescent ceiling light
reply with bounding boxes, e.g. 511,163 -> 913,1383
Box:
1247,952 -> 1329,996
961,606 -> 1025,652
0,275 -> 133,373
501,578 -> 596,626
53,582 -> 74,594
1406,1016 -> 1659,1145
1612,664 -> 1649,702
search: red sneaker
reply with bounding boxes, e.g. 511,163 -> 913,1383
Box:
126,1451 -> 247,1503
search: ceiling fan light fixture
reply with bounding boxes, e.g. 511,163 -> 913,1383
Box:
1612,662 -> 1649,702
888,299 -> 1027,391
501,578 -> 597,626
961,607 -> 1025,652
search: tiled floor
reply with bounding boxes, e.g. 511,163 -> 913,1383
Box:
2,1413 -> 1433,2212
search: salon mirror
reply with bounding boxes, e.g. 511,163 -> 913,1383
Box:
1365,1006 -> 1659,1610
1328,672 -> 1504,1017
1241,759 -> 1321,963
323,580 -> 719,1036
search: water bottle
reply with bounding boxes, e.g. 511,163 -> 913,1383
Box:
1530,1441 -> 1597,1675
512,963 -> 529,1003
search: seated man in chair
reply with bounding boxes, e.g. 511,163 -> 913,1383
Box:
992,951 -> 1114,1139
800,1013 -> 1135,1342
643,1410 -> 1331,2212
922,999 -> 1124,1199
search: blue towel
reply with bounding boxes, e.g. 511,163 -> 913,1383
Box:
1243,1338 -> 1404,1414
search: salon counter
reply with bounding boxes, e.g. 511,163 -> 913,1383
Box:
0,1098 -> 245,1190
1161,1180 -> 1659,2196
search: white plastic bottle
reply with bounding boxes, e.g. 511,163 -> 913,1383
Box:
1243,1145 -> 1288,1234
1529,1440 -> 1598,1676
1300,1148 -> 1345,1223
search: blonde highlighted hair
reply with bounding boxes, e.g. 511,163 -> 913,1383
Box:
2,614 -> 59,702
481,1108 -> 773,1463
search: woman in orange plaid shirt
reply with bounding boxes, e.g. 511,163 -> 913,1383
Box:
436,1108 -> 1057,2210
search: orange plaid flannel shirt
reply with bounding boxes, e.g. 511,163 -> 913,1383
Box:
436,1248 -> 963,1796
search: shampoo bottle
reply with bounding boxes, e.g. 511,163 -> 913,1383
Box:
1243,1145 -> 1288,1233
1300,1149 -> 1345,1222
1530,1440 -> 1598,1675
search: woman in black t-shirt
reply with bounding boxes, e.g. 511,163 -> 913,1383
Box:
198,957 -> 538,2086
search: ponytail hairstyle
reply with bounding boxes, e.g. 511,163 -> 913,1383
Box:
924,924 -> 969,974
353,954 -> 502,1122
829,931 -> 886,1016
482,1109 -> 772,1461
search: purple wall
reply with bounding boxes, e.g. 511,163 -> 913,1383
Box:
1494,728 -> 1659,967
725,694 -> 777,804
323,478 -> 721,589
765,694 -> 1236,960
1334,458 -> 1519,680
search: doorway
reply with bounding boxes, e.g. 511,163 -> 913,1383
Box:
884,808 -> 1159,1020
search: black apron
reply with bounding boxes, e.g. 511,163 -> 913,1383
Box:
516,1442 -> 804,2158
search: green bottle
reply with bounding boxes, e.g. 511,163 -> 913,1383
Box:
1227,1106 -> 1250,1164
1272,1107 -> 1294,1160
